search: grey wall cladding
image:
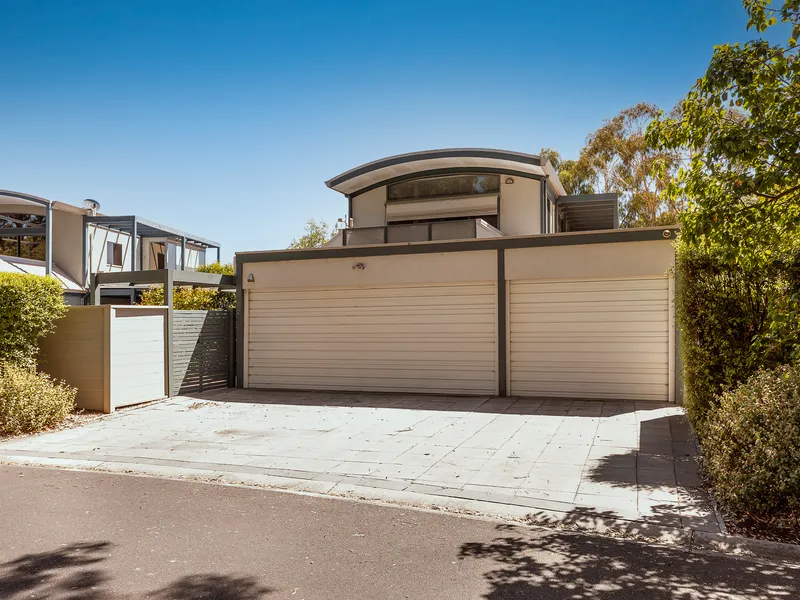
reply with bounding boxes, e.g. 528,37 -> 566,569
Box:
173,309 -> 233,394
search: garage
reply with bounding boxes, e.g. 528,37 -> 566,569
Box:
508,277 -> 670,401
238,233 -> 676,402
242,251 -> 498,396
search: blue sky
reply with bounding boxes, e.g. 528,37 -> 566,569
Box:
0,1 -> 772,260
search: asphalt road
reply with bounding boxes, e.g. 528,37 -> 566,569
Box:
0,465 -> 796,600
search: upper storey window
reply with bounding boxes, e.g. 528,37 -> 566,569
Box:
388,174 -> 500,201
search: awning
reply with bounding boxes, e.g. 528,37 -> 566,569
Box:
85,215 -> 220,249
558,194 -> 619,231
326,149 -> 566,197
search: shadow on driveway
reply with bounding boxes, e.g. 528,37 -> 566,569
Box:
191,388 -> 652,417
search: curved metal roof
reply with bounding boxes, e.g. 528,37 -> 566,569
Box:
0,189 -> 53,207
326,148 -> 566,196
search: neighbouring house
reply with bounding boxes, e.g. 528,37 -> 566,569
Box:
236,148 -> 677,402
0,190 -> 221,305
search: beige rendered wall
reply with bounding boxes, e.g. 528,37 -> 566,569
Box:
351,186 -> 386,227
110,307 -> 167,408
505,239 -> 675,281
51,208 -> 85,285
38,306 -> 110,413
242,250 -> 497,291
499,177 -> 541,236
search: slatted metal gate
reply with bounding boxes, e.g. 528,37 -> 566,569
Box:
173,309 -> 234,395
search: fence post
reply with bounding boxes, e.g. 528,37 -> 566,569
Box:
228,307 -> 236,387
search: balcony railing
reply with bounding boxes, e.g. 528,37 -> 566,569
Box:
342,218 -> 503,246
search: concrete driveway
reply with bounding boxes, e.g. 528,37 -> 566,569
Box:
0,390 -> 718,533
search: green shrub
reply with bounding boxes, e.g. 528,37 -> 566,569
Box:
0,272 -> 67,368
138,262 -> 235,310
676,243 -> 800,429
0,364 -> 76,435
703,363 -> 800,520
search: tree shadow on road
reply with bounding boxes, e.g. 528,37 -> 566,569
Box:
151,574 -> 273,600
0,541 -> 113,600
458,520 -> 800,599
0,541 -> 273,600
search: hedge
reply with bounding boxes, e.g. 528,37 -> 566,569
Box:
0,272 -> 67,368
138,262 -> 235,310
675,244 -> 800,429
703,363 -> 800,521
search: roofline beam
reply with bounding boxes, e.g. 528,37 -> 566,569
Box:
0,227 -> 46,236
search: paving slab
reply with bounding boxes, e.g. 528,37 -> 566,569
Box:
0,389 -> 719,532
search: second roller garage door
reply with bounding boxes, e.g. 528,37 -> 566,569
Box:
508,277 -> 670,401
247,282 -> 497,395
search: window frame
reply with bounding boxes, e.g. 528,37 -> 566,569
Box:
106,241 -> 123,267
387,173 -> 501,202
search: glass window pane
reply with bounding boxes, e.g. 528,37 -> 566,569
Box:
0,237 -> 18,257
388,174 -> 499,201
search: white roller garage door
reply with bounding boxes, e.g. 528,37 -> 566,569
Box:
508,278 -> 669,401
247,283 -> 497,395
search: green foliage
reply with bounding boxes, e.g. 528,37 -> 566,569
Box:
647,1 -> 800,266
675,243 -> 800,429
138,262 -> 236,310
289,219 -> 334,249
197,262 -> 235,276
0,364 -> 76,435
703,363 -> 800,522
539,148 -> 597,196
139,286 -> 235,310
0,272 -> 67,368
541,102 -> 685,226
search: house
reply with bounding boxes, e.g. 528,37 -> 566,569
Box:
0,190 -> 220,305
236,148 -> 677,402
323,148 -> 619,245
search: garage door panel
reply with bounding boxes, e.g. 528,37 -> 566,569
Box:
509,278 -> 669,401
246,376 -> 494,395
249,313 -> 495,326
510,289 -> 668,304
250,340 -> 494,353
249,349 -> 496,363
248,322 -> 496,336
251,366 -> 495,382
511,300 -> 667,313
512,311 -> 667,324
511,340 -> 668,354
247,283 -> 496,395
511,279 -> 667,294
511,366 -> 667,385
512,321 -> 668,334
512,381 -> 668,401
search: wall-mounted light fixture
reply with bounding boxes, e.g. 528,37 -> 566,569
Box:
246,273 -> 255,282
505,177 -> 514,184
662,230 -> 672,239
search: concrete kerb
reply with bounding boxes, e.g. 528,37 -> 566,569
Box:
1,455 -> 798,565
691,531 -> 800,563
